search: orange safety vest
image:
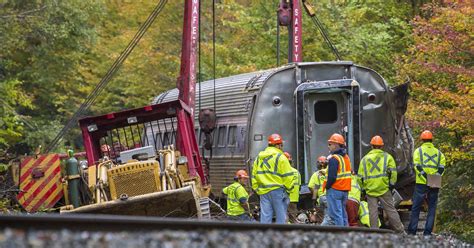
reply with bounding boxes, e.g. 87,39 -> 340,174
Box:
330,154 -> 352,191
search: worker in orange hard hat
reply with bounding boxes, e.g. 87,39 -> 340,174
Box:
358,135 -> 404,233
408,130 -> 445,236
222,169 -> 253,221
251,133 -> 293,224
309,156 -> 328,199
284,152 -> 301,223
325,133 -> 351,226
308,155 -> 331,225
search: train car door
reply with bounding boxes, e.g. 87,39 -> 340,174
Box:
295,79 -> 360,182
306,92 -> 347,171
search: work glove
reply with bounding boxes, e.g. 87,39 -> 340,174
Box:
437,167 -> 445,175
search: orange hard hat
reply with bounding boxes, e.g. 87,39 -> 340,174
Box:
420,130 -> 433,140
328,133 -> 345,145
268,133 -> 283,145
235,169 -> 249,179
317,156 -> 327,163
370,135 -> 384,146
284,152 -> 292,161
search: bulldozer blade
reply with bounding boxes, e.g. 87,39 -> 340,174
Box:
61,186 -> 202,218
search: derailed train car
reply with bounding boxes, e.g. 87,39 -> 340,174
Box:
154,61 -> 415,201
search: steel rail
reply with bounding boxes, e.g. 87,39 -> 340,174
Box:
0,214 -> 393,234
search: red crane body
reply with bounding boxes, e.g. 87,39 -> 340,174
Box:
175,0 -> 207,184
79,0 -> 207,185
278,0 -> 302,62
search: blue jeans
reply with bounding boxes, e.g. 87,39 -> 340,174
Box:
260,188 -> 289,224
319,195 -> 332,225
408,184 -> 439,235
326,188 -> 348,226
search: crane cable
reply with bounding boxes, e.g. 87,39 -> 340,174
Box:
276,15 -> 280,67
302,0 -> 342,61
198,0 -> 202,115
45,0 -> 168,153
310,14 -> 342,61
212,0 -> 216,112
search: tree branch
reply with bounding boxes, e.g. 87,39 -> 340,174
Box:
0,5 -> 46,19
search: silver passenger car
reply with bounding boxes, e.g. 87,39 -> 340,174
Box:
154,62 -> 414,200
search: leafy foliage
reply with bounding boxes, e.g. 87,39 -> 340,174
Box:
396,1 -> 474,240
0,79 -> 32,148
0,0 -> 105,153
0,0 -> 472,238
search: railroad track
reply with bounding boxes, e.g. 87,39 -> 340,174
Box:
2,214 -> 469,247
0,214 -> 393,234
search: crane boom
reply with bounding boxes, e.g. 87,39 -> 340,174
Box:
278,0 -> 302,63
175,0 -> 207,184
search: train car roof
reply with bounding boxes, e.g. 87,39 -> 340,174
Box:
152,61 -> 388,118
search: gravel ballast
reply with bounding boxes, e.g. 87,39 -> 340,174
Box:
0,228 -> 472,248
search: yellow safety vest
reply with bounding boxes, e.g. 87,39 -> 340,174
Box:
308,169 -> 327,204
348,174 -> 361,203
289,167 -> 301,203
359,201 -> 381,227
358,149 -> 397,197
413,142 -> 446,185
251,147 -> 294,195
222,182 -> 248,216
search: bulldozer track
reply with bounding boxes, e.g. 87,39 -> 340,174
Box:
0,214 -> 393,234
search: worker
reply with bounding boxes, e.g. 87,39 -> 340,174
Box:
359,200 -> 381,227
346,171 -> 361,227
358,135 -> 405,233
308,156 -> 328,198
325,133 -> 352,226
408,130 -> 446,236
101,144 -> 111,156
308,156 -> 331,225
284,152 -> 301,223
251,133 -> 293,224
222,170 -> 253,221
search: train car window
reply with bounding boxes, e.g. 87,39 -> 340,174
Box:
227,126 -> 237,146
217,126 -> 227,147
314,100 -> 338,124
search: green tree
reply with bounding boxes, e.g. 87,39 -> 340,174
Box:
396,1 -> 474,241
0,0 -> 105,153
0,80 -> 32,149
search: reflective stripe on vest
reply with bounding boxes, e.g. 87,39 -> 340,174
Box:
362,152 -> 388,180
331,154 -> 351,191
335,155 -> 352,179
361,203 -> 368,217
256,153 -> 293,177
418,148 -> 442,169
228,185 -> 242,202
226,182 -> 247,216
